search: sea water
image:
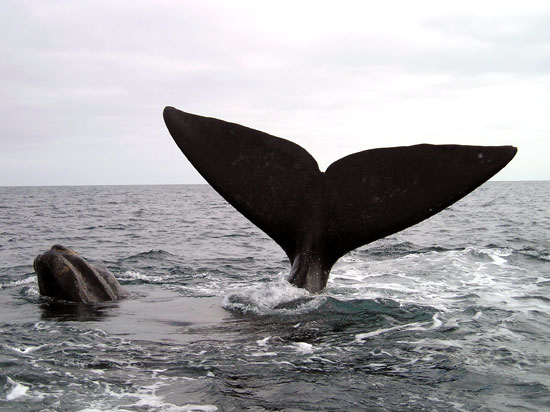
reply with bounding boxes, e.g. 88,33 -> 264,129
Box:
0,182 -> 549,411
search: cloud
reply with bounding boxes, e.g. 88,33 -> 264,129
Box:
1,1 -> 549,184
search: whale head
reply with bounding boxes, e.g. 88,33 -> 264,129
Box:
34,245 -> 126,303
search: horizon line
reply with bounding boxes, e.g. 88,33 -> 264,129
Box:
1,179 -> 548,189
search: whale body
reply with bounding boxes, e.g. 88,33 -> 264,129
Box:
163,106 -> 517,293
34,245 -> 127,303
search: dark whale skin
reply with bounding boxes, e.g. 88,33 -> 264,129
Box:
163,106 -> 517,293
34,244 -> 127,303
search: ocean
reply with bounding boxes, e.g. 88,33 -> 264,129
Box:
0,182 -> 549,411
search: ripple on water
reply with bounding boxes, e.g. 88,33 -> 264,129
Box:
1,183 -> 549,411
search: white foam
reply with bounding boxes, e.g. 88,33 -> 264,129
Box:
356,322 -> 426,343
5,377 -> 29,401
249,351 -> 278,357
119,270 -> 164,283
256,336 -> 270,346
73,369 -> 216,412
222,278 -> 320,315
479,248 -> 511,266
7,343 -> 49,354
181,405 -> 218,412
356,325 -> 403,342
0,276 -> 36,290
333,245 -> 543,322
430,314 -> 442,329
33,321 -> 51,331
366,363 -> 387,369
293,342 -> 314,354
370,349 -> 394,357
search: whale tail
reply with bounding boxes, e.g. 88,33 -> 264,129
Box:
163,106 -> 517,292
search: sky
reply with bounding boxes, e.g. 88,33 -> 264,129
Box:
1,0 -> 549,185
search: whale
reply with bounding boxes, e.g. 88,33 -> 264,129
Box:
163,106 -> 517,293
34,245 -> 127,303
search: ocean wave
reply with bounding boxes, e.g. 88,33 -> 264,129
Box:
222,280 -> 318,316
356,241 -> 418,258
1,183 -> 548,411
512,294 -> 550,303
517,248 -> 550,262
2,376 -> 46,403
357,241 -> 456,260
355,320 -> 428,342
222,278 -> 437,330
121,249 -> 175,260
0,276 -> 36,290
117,270 -> 166,284
470,247 -> 512,266
5,377 -> 29,401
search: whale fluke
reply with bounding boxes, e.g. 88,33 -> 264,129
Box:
163,106 -> 517,293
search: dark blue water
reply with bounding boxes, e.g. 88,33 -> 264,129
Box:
0,182 -> 549,411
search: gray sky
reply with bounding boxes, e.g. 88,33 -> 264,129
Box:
1,0 -> 549,185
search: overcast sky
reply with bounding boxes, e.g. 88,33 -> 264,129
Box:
1,0 -> 549,185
